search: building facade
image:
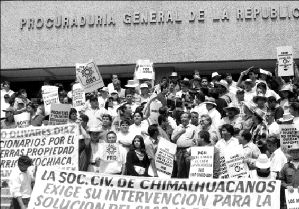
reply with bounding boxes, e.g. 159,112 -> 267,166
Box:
1,1 -> 299,86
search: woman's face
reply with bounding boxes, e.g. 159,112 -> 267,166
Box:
134,113 -> 142,124
221,128 -> 231,139
70,112 -> 77,121
134,138 -> 141,149
26,105 -> 33,113
22,92 -> 27,98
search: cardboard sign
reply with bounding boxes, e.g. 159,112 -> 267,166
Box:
102,143 -> 120,161
75,60 -> 104,93
219,155 -> 229,179
49,103 -> 71,125
42,85 -> 59,115
224,145 -> 249,179
189,147 -> 214,179
0,124 -> 79,183
72,82 -> 86,111
135,59 -> 154,80
285,188 -> 299,209
29,167 -> 281,209
277,46 -> 294,77
14,112 -> 30,128
155,138 -> 177,178
279,124 -> 299,151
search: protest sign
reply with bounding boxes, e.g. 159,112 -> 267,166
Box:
189,147 -> 214,179
279,124 -> 299,152
75,60 -> 104,93
0,124 -> 79,183
155,138 -> 177,178
285,188 -> 299,209
102,143 -> 120,161
14,112 -> 30,128
42,85 -> 59,115
29,166 -> 281,209
49,103 -> 71,125
135,59 -> 155,80
224,145 -> 249,179
219,155 -> 229,179
277,46 -> 294,77
72,82 -> 86,111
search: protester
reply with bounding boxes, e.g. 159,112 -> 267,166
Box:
95,131 -> 127,174
129,111 -> 148,138
215,124 -> 239,154
9,155 -> 35,209
250,154 -> 274,179
1,106 -> 16,129
125,135 -> 150,176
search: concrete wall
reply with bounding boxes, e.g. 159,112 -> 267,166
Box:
1,1 -> 299,69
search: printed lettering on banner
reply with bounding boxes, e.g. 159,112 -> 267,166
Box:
154,138 -> 177,178
189,147 -> 214,179
224,144 -> 249,179
102,143 -> 120,161
29,166 -> 281,209
135,59 -> 154,80
41,85 -> 59,115
279,124 -> 299,152
14,112 -> 30,128
72,82 -> 86,111
75,60 -> 104,93
49,103 -> 71,125
277,46 -> 294,77
285,188 -> 299,209
0,124 -> 79,184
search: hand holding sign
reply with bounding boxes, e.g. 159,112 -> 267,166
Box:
277,46 -> 294,77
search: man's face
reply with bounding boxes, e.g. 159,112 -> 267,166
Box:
248,72 -> 257,80
225,75 -> 232,84
126,94 -> 133,103
140,87 -> 148,95
161,119 -> 169,129
226,110 -> 235,118
180,114 -> 190,126
181,84 -> 188,92
244,83 -> 252,92
266,141 -> 277,154
190,113 -> 199,125
102,116 -> 111,127
120,123 -> 129,133
268,101 -> 276,109
125,104 -> 132,115
200,116 -> 210,128
201,79 -> 208,87
90,132 -> 101,143
112,75 -> 118,82
90,100 -> 99,108
289,149 -> 299,160
18,163 -> 30,173
107,133 -> 117,143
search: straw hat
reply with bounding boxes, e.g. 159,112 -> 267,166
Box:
279,84 -> 293,93
140,83 -> 149,88
125,80 -> 139,88
170,72 -> 178,77
244,79 -> 253,84
203,97 -> 217,106
211,72 -> 220,78
216,80 -> 229,90
256,154 -> 271,169
253,93 -> 268,103
224,103 -> 240,114
88,127 -> 102,133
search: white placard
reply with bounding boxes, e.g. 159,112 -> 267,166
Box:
42,85 -> 59,116
277,46 -> 294,77
135,59 -> 154,80
49,103 -> 71,125
76,60 -> 104,93
285,188 -> 299,209
189,146 -> 214,179
14,112 -> 31,128
72,82 -> 86,111
155,138 -> 177,178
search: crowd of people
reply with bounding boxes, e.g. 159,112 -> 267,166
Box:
1,65 -> 299,209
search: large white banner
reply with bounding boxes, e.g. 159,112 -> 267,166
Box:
155,138 -> 177,178
29,167 -> 281,209
189,147 -> 214,179
42,85 -> 59,116
277,46 -> 294,77
75,60 -> 104,93
0,124 -> 79,182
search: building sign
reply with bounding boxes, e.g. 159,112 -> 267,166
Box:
20,6 -> 299,30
